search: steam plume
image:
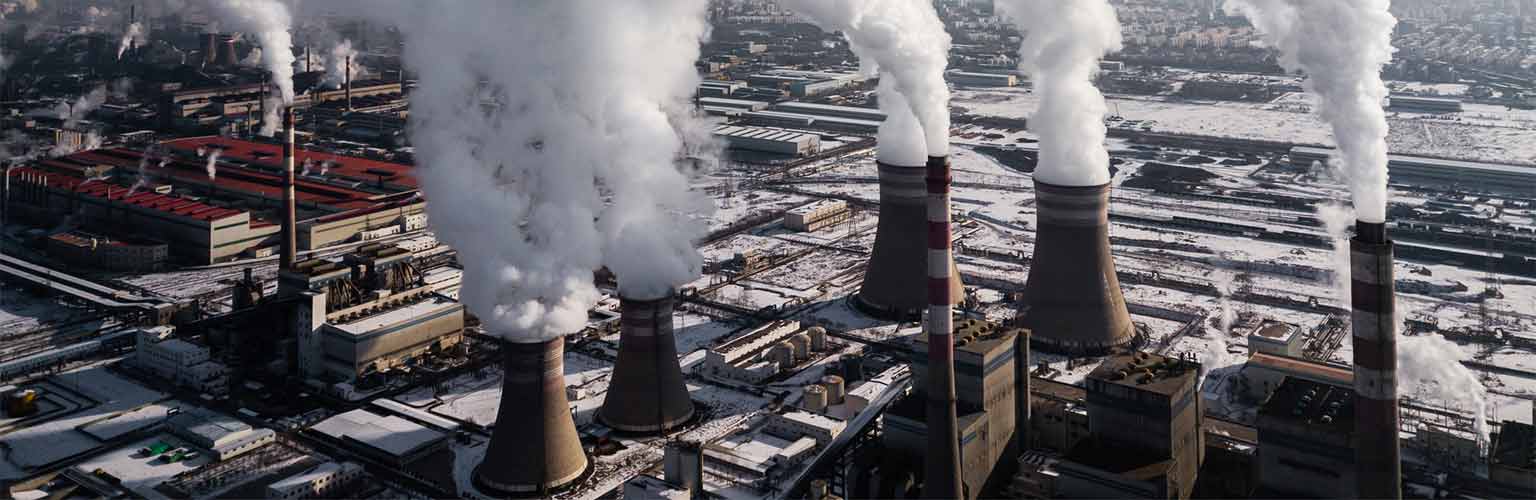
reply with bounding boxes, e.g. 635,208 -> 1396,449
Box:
321,39 -> 359,89
205,0 -> 296,105
996,0 -> 1123,187
353,0 -> 715,338
776,0 -> 952,155
1223,0 -> 1396,223
204,149 -> 221,180
876,78 -> 928,165
117,22 -> 144,60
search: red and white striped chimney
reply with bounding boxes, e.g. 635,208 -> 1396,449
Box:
280,108 -> 297,271
1352,221 -> 1399,499
923,155 -> 963,499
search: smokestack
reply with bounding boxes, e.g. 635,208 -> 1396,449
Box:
305,46 -> 311,73
922,155 -> 963,500
1018,181 -> 1133,355
476,338 -> 591,496
1014,328 -> 1032,456
598,292 -> 695,434
280,108 -> 297,271
859,160 -> 963,318
345,54 -> 354,112
1352,221 -> 1399,499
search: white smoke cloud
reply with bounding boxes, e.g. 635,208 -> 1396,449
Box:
348,0 -> 715,338
875,78 -> 928,165
320,39 -> 360,89
1317,203 -> 1354,308
775,0 -> 952,156
1398,332 -> 1489,446
203,149 -> 221,179
204,0 -> 297,106
996,0 -> 1122,187
1224,0 -> 1396,223
117,22 -> 145,60
241,46 -> 263,67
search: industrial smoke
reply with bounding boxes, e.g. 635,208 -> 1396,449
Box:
205,0 -> 297,105
350,0 -> 715,338
1224,0 -> 1396,223
204,149 -> 220,180
321,40 -> 359,89
117,22 -> 144,60
775,0 -> 952,155
875,79 -> 928,165
997,0 -> 1123,187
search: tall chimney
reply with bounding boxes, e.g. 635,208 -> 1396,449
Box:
475,337 -> 591,496
922,155 -> 963,500
859,160 -> 963,318
598,292 -> 695,434
1014,328 -> 1032,456
1018,181 -> 1133,355
202,33 -> 218,66
305,46 -> 312,73
1352,221 -> 1400,499
344,54 -> 354,112
280,108 -> 297,271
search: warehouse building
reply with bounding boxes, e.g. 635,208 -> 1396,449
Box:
45,231 -> 169,272
743,111 -> 880,134
309,409 -> 449,467
947,71 -> 1019,87
714,125 -> 822,156
698,97 -> 771,112
1291,146 -> 1536,194
784,200 -> 851,232
769,102 -> 887,122
267,461 -> 364,500
748,70 -> 866,97
1388,95 -> 1463,113
168,407 -> 277,460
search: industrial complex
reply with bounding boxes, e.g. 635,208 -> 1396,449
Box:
0,2 -> 1534,500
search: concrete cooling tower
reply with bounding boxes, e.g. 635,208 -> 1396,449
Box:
1018,181 -> 1134,355
598,293 -> 695,434
475,338 -> 590,496
859,160 -> 963,318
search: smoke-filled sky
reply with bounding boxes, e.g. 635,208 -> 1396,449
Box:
997,0 -> 1123,187
332,0 -> 715,339
776,0 -> 952,159
204,0 -> 296,105
1224,0 -> 1396,223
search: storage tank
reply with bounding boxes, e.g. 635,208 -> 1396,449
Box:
789,333 -> 812,361
807,326 -> 828,351
803,384 -> 829,412
768,343 -> 795,368
821,375 -> 846,405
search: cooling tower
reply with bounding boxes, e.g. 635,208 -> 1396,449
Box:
201,33 -> 218,66
923,155 -> 963,500
597,292 -> 695,434
215,35 -> 238,66
1018,181 -> 1133,355
475,337 -> 590,496
859,160 -> 963,318
280,109 -> 297,271
1351,221 -> 1400,500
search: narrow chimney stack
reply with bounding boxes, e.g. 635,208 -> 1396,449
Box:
345,55 -> 354,112
1351,221 -> 1400,499
280,108 -> 297,271
475,337 -> 591,496
598,292 -> 695,434
922,155 -> 963,500
1018,180 -> 1134,355
1014,327 -> 1032,456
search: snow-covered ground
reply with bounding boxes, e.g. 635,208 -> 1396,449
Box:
0,365 -> 169,479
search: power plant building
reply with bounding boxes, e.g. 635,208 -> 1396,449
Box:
946,71 -> 1019,87
703,321 -> 830,383
310,409 -> 450,467
784,200 -> 850,232
1055,352 -> 1203,500
885,319 -> 1020,499
1254,378 -> 1356,498
714,125 -> 822,156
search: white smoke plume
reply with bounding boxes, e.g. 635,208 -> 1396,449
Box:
1317,203 -> 1354,308
204,149 -> 221,179
241,46 -> 263,66
1224,0 -> 1396,223
204,0 -> 296,106
300,158 -> 315,176
349,0 -> 715,338
875,78 -> 928,165
1398,332 -> 1489,445
775,0 -> 952,156
996,0 -> 1123,187
117,22 -> 145,60
320,39 -> 359,89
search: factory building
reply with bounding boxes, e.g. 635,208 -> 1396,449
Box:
748,70 -> 866,97
698,80 -> 748,97
702,321 -> 829,383
309,409 -> 450,467
1253,378 -> 1356,498
1246,321 -> 1304,358
784,200 -> 851,232
160,80 -> 405,130
698,97 -> 770,112
884,319 -> 1020,499
1291,146 -> 1536,195
1488,416 -> 1535,493
168,407 -> 278,461
6,137 -> 425,265
1387,95 -> 1464,113
946,71 -> 1019,87
45,231 -> 169,272
1055,352 -> 1203,500
714,125 -> 822,156
766,410 -> 845,446
768,102 -> 887,122
131,326 -> 229,396
266,461 -> 364,500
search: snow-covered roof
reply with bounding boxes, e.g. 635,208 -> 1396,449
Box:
310,409 -> 446,458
